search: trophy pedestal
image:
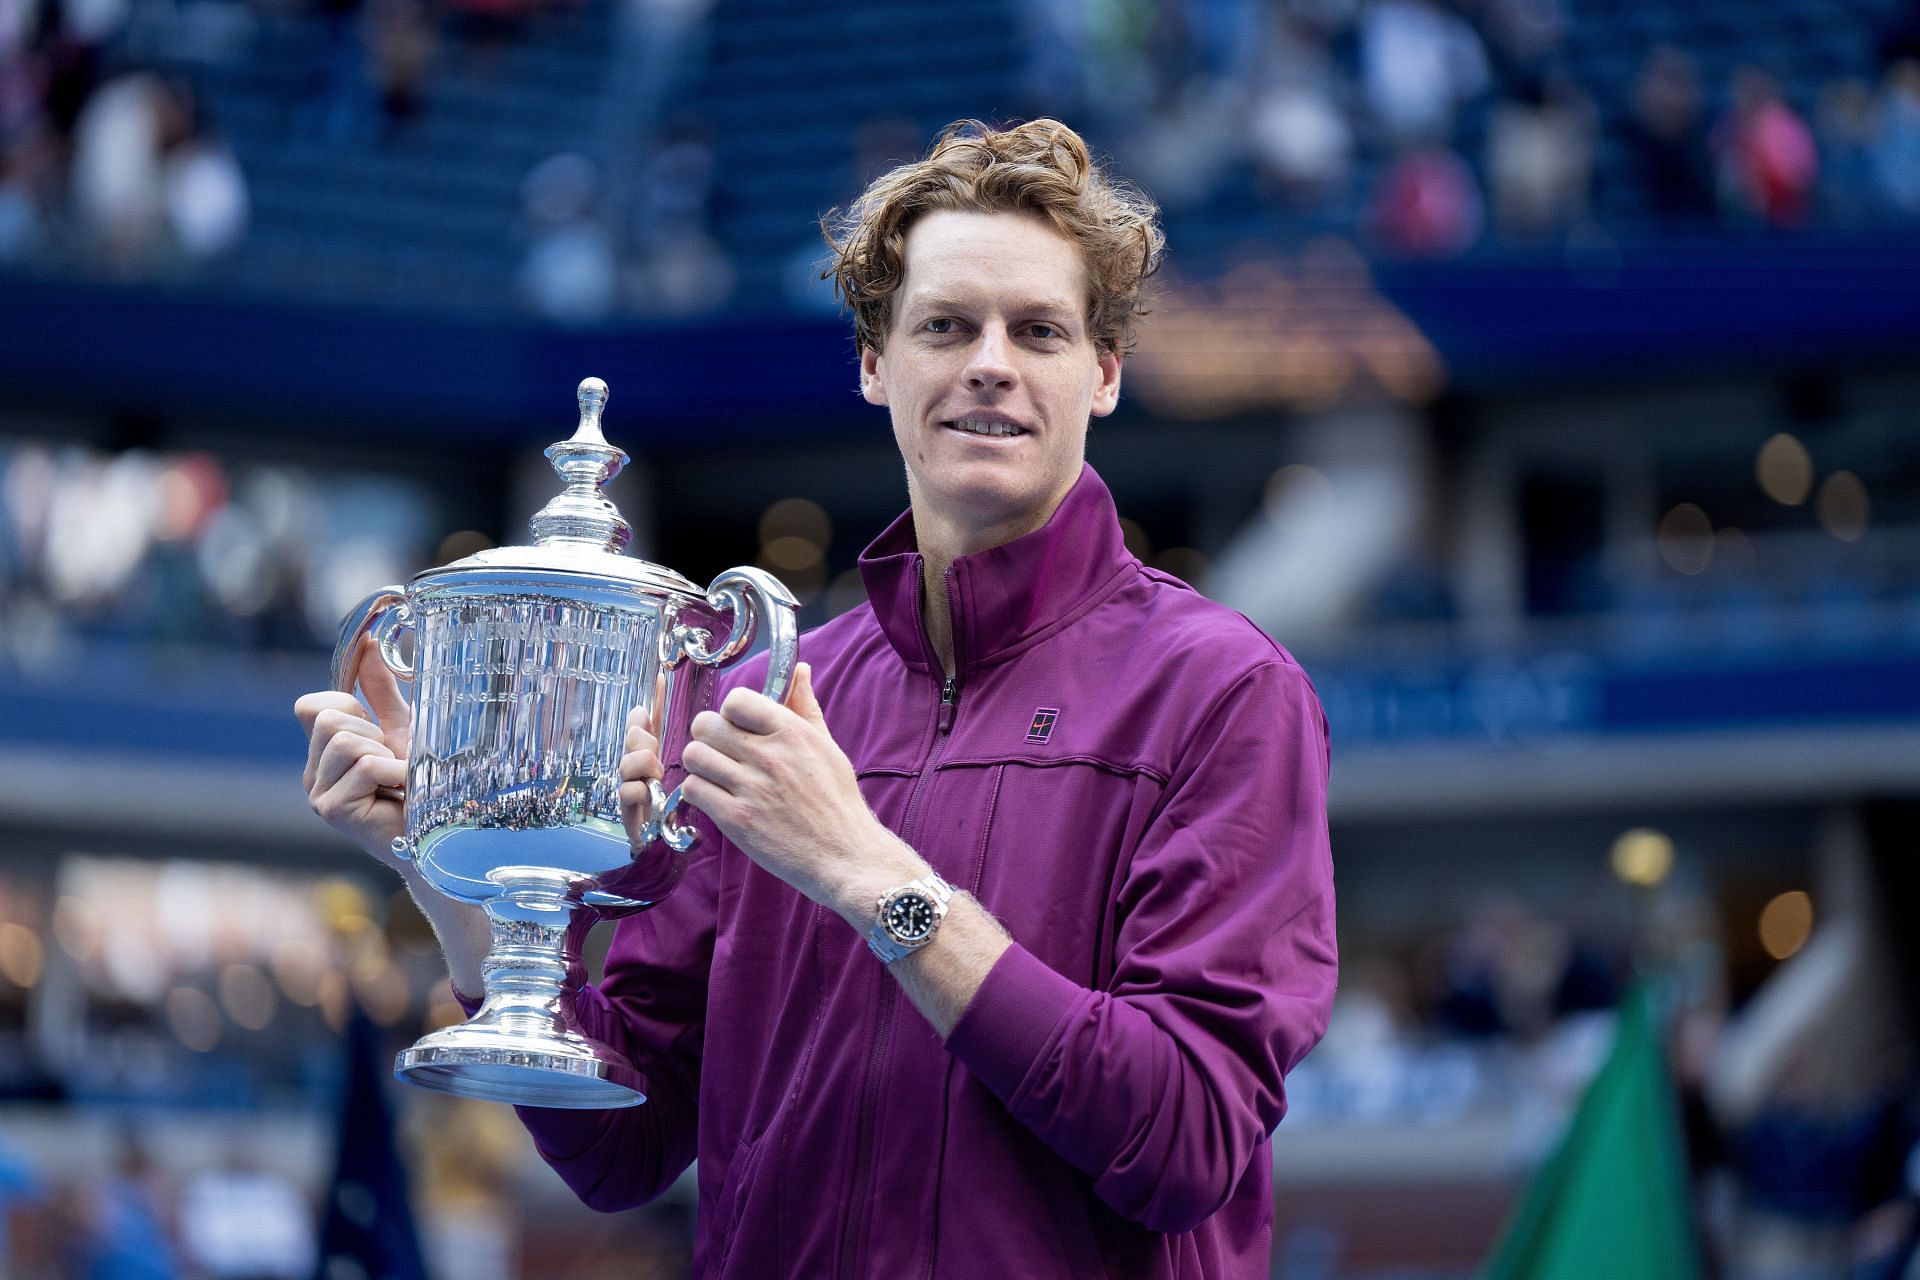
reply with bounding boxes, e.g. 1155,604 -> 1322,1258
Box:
394,868 -> 647,1110
396,1016 -> 646,1110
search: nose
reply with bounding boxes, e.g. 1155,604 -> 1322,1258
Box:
964,324 -> 1017,391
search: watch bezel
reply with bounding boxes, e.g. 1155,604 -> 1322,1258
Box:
866,874 -> 955,962
878,885 -> 942,946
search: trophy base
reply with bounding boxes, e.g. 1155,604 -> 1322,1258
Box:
395,1023 -> 647,1110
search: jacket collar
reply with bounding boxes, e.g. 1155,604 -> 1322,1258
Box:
857,463 -> 1133,673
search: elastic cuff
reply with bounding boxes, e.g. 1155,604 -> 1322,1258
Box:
943,942 -> 1082,1106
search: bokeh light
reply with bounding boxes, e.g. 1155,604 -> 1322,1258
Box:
1609,828 -> 1675,887
1758,890 -> 1815,961
758,497 -> 832,550
165,986 -> 223,1052
218,962 -> 277,1031
1656,503 -> 1714,575
1755,433 -> 1813,506
1816,470 -> 1870,542
0,923 -> 45,987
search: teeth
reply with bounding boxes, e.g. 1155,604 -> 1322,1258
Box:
952,419 -> 1021,436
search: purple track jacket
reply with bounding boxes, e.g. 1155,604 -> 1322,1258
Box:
510,464 -> 1338,1277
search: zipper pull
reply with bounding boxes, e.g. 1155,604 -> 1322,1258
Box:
938,675 -> 959,733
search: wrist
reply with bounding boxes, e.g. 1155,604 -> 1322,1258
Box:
829,829 -> 931,931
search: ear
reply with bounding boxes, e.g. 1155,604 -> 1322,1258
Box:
1090,349 -> 1122,418
860,346 -> 888,407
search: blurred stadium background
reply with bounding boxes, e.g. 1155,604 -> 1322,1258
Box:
4,0 -> 1920,1275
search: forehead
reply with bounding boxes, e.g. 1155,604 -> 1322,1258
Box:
895,210 -> 1089,314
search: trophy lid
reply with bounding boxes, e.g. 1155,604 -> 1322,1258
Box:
416,377 -> 701,598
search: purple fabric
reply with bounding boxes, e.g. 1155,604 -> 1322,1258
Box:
496,464 -> 1338,1278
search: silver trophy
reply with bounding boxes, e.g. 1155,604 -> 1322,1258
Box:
331,377 -> 798,1109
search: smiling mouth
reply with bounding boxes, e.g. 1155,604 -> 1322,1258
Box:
945,418 -> 1027,438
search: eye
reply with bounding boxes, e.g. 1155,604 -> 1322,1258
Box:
924,317 -> 957,334
1027,322 -> 1064,340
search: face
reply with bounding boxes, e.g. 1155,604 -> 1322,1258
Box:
861,210 -> 1122,555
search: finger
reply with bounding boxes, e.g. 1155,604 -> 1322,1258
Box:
678,774 -> 727,826
681,739 -> 750,793
304,706 -> 384,791
690,707 -> 757,760
718,686 -> 794,736
619,778 -> 660,839
313,754 -> 406,824
355,632 -> 411,728
311,732 -> 397,799
619,747 -> 663,783
651,670 -> 667,739
625,715 -> 661,753
295,691 -> 364,735
787,663 -> 825,726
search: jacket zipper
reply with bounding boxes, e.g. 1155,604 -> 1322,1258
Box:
836,568 -> 962,1278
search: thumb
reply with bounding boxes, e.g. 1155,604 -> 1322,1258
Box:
787,662 -> 825,725
356,633 -> 411,728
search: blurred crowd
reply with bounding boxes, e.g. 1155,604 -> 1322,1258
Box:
1030,0 -> 1920,257
0,0 -> 248,276
9,0 -> 1920,309
0,438 -> 430,670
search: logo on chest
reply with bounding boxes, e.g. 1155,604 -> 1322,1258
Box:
1025,707 -> 1061,744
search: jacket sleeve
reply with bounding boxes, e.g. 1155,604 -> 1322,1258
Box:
462,810 -> 719,1213
943,657 -> 1338,1234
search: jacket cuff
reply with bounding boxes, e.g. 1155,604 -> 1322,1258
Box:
944,942 -> 1078,1106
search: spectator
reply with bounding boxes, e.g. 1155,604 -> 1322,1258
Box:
1359,0 -> 1489,144
161,83 -> 248,261
1247,14 -> 1352,212
68,74 -> 246,272
1251,81 -> 1352,212
1873,58 -> 1920,218
1476,0 -> 1567,88
1484,70 -> 1594,240
362,0 -> 436,139
1623,46 -> 1716,223
517,152 -> 616,325
1816,77 -> 1882,226
621,221 -> 733,317
1368,143 -> 1484,258
1714,66 -> 1820,229
68,71 -> 171,270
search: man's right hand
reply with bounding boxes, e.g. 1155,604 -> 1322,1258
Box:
618,685 -> 668,851
296,632 -> 412,872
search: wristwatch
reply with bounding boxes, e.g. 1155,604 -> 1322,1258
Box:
865,872 -> 956,963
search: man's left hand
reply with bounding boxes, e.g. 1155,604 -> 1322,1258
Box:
681,662 -> 920,921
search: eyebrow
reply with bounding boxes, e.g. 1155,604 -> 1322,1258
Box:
907,294 -> 1083,322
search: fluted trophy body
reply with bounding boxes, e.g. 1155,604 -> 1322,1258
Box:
332,378 -> 798,1108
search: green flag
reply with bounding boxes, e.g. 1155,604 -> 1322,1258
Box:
1483,984 -> 1704,1280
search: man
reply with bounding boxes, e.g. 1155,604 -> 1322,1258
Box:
298,117 -> 1337,1277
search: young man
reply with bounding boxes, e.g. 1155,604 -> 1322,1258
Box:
298,118 -> 1337,1277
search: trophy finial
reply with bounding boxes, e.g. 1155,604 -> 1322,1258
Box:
532,376 -> 631,554
575,377 -> 610,443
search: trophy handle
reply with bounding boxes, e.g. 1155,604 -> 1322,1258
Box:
636,778 -> 698,854
653,567 -> 801,846
331,586 -> 415,694
671,566 -> 801,702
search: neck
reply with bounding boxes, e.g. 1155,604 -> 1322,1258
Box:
906,472 -> 1083,677
919,550 -> 957,677
911,508 -> 1041,679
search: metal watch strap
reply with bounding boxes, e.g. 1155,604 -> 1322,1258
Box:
865,872 -> 956,964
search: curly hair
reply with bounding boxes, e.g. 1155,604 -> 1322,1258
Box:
821,118 -> 1165,358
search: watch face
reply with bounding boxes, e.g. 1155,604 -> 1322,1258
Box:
883,891 -> 939,944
